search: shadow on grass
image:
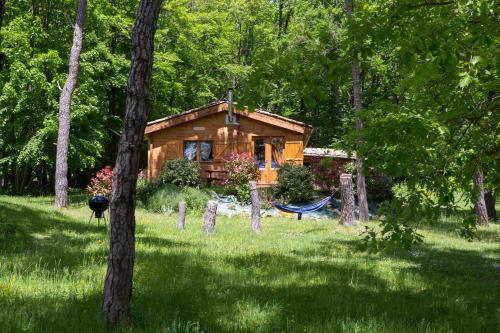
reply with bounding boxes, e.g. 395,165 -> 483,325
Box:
0,198 -> 108,270
416,209 -> 500,242
131,237 -> 500,332
1,197 -> 499,332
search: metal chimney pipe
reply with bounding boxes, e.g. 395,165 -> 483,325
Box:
227,88 -> 234,121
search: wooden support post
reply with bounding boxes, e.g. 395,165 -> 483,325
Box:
178,201 -> 186,229
204,200 -> 218,234
340,173 -> 357,226
249,181 -> 261,232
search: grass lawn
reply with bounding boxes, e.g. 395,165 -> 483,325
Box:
0,195 -> 499,333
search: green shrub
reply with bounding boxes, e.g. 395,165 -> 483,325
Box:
159,159 -> 201,187
273,163 -> 315,203
345,161 -> 393,201
147,185 -> 210,215
316,157 -> 336,191
136,177 -> 161,207
224,153 -> 260,203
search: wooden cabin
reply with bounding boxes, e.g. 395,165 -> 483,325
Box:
144,99 -> 312,185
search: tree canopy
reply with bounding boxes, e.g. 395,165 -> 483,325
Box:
0,0 -> 497,241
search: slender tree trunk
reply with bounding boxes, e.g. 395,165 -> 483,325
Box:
0,0 -> 5,72
177,201 -> 186,229
204,200 -> 218,234
249,181 -> 261,233
0,0 -> 5,32
340,173 -> 356,226
54,0 -> 87,208
474,168 -> 489,226
345,0 -> 369,221
102,0 -> 163,326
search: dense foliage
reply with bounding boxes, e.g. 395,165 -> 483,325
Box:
159,159 -> 201,187
274,163 -> 315,203
146,184 -> 210,215
224,152 -> 260,202
0,0 -> 497,243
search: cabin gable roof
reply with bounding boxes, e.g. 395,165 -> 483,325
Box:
145,101 -> 312,135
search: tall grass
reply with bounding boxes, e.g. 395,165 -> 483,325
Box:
0,195 -> 498,332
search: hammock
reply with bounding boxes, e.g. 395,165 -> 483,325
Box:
272,196 -> 331,220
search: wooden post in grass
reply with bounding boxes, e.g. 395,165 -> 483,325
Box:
249,181 -> 261,233
340,173 -> 357,226
204,200 -> 217,234
177,201 -> 186,229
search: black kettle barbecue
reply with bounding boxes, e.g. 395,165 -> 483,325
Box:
88,195 -> 109,227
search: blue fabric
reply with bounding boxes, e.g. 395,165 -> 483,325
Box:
273,196 -> 331,214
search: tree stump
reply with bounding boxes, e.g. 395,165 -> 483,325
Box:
203,200 -> 218,234
340,173 -> 357,226
177,201 -> 186,229
249,181 -> 261,233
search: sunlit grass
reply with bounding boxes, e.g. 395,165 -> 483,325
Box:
0,195 -> 499,332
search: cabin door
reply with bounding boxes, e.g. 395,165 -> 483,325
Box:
253,137 -> 284,184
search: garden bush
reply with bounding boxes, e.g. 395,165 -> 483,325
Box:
273,163 -> 315,203
86,166 -> 113,197
159,159 -> 201,187
136,173 -> 161,208
224,153 -> 260,203
345,162 -> 393,202
146,184 -> 210,215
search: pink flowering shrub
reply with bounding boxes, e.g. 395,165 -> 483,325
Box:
86,166 -> 113,196
224,153 -> 260,202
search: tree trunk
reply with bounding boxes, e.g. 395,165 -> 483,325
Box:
484,190 -> 497,222
345,0 -> 369,221
204,200 -> 218,234
249,181 -> 261,233
473,168 -> 489,226
0,0 -> 5,32
340,173 -> 356,226
177,201 -> 186,229
54,0 -> 87,208
102,0 -> 163,326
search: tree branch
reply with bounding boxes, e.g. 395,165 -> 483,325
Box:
409,1 -> 455,9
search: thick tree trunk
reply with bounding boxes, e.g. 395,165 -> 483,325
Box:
54,0 -> 87,208
177,201 -> 186,229
484,190 -> 497,222
345,0 -> 369,221
204,200 -> 218,234
249,181 -> 261,233
102,0 -> 163,326
340,173 -> 356,226
474,168 -> 489,226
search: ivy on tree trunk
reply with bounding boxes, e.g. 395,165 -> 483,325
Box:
102,0 -> 163,326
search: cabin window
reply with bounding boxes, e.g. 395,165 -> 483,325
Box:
184,141 -> 213,162
271,137 -> 284,169
184,141 -> 197,161
254,139 -> 266,169
200,141 -> 213,161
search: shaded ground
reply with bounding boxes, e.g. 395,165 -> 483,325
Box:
0,195 -> 499,332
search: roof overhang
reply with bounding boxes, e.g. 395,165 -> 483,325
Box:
145,101 -> 313,135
